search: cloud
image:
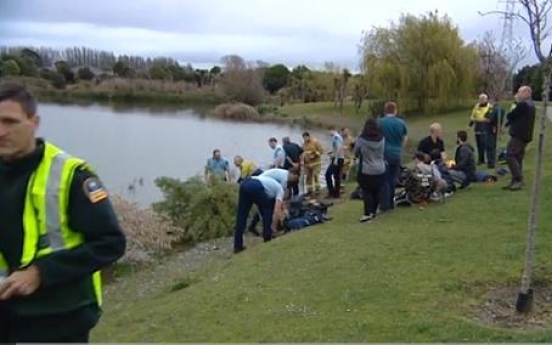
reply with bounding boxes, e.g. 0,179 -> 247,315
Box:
0,0 -> 540,69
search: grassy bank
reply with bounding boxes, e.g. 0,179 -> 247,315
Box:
93,108 -> 552,342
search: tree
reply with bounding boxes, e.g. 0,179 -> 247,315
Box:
219,55 -> 266,105
360,11 -> 479,114
54,60 -> 75,83
476,31 -> 525,98
77,67 -> 95,81
112,60 -> 126,76
482,0 -> 552,314
0,59 -> 21,76
263,64 -> 290,94
351,74 -> 370,112
21,48 -> 43,68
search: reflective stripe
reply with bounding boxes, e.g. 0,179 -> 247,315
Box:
45,152 -> 71,251
17,142 -> 103,307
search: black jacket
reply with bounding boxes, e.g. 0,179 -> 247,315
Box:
0,139 -> 126,341
453,142 -> 476,181
506,100 -> 536,143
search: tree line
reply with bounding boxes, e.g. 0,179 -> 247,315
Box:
0,10 -> 545,112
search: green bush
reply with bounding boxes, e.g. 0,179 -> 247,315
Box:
256,103 -> 279,116
153,176 -> 238,246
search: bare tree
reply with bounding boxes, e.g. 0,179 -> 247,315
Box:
482,0 -> 552,314
477,31 -> 526,98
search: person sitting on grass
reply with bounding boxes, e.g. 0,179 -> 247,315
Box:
413,152 -> 447,201
429,148 -> 455,195
449,130 -> 476,189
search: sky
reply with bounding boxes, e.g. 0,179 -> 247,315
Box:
0,0 -> 541,71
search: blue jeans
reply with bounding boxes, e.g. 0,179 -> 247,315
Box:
234,179 -> 274,250
379,160 -> 398,211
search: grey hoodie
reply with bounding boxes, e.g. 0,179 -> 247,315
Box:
353,136 -> 386,176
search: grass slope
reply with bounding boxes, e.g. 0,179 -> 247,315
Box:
94,104 -> 552,342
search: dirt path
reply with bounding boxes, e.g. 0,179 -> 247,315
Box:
102,236 -> 241,310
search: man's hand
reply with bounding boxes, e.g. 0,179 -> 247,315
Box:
0,266 -> 41,300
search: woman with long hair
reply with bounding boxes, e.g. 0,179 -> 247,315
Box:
353,118 -> 386,222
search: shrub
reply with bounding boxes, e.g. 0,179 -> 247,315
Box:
153,176 -> 238,246
110,194 -> 183,264
213,102 -> 260,120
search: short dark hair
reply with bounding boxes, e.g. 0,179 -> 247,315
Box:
456,130 -> 468,142
302,132 -> 310,137
269,137 -> 277,143
213,149 -> 220,155
429,149 -> 441,161
0,83 -> 37,118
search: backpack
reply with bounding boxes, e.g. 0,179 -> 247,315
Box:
403,168 -> 435,204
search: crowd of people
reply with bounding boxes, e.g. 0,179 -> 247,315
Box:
203,85 -> 537,254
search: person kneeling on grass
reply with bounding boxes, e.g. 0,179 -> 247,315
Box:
233,175 -> 286,254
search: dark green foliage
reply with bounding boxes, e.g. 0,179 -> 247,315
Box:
54,60 -> 75,83
263,64 -> 290,94
77,67 -> 95,81
0,59 -> 20,76
513,61 -> 552,101
153,176 -> 238,246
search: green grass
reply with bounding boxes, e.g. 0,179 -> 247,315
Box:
93,105 -> 552,342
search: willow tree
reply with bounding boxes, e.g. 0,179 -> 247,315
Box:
360,11 -> 479,114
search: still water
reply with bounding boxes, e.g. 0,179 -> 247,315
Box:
37,103 -> 331,206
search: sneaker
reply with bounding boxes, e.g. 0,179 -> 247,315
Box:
359,214 -> 374,222
430,192 -> 441,202
444,191 -> 454,198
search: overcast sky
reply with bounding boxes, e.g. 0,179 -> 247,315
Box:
0,0 -> 540,70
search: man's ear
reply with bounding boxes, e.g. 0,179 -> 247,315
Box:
31,115 -> 40,130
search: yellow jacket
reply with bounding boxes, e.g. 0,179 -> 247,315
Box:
303,138 -> 324,165
470,103 -> 492,123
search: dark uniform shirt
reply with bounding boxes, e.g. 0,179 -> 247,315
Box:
0,139 -> 126,342
282,142 -> 303,170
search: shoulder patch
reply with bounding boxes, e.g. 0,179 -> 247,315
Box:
83,177 -> 108,203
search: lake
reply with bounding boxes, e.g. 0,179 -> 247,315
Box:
37,103 -> 332,206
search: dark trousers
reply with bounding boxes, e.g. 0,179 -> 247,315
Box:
325,158 -> 344,197
0,305 -> 95,343
486,132 -> 497,168
357,173 -> 384,216
475,133 -> 487,164
506,137 -> 528,183
234,179 -> 274,250
380,161 -> 398,211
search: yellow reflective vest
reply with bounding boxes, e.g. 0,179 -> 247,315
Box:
0,142 -> 102,307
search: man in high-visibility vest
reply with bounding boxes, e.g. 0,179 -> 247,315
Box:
0,84 -> 126,343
